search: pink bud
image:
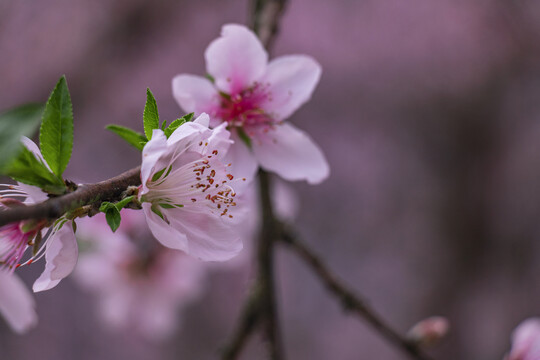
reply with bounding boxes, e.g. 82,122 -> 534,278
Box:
407,316 -> 450,347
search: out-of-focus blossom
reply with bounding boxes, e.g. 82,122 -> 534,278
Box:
139,113 -> 243,261
75,210 -> 206,341
505,318 -> 540,360
0,137 -> 77,293
407,316 -> 449,347
172,24 -> 329,185
0,271 -> 37,333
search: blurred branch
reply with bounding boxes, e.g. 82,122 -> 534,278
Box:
0,166 -> 141,227
251,0 -> 287,49
279,226 -> 435,360
221,1 -> 288,359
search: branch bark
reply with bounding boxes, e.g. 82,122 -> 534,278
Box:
0,166 -> 141,227
280,227 -> 435,360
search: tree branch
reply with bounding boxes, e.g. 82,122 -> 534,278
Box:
0,166 -> 141,227
279,227 -> 435,360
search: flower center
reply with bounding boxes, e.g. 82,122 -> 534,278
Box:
0,222 -> 37,270
216,82 -> 274,131
145,142 -> 242,219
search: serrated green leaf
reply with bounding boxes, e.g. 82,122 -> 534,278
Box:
3,146 -> 66,194
143,88 -> 159,140
163,113 -> 194,138
106,124 -> 147,151
40,75 -> 74,177
0,104 -> 44,171
104,206 -> 121,232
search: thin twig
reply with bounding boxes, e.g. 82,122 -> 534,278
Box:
256,169 -> 283,359
220,1 -> 289,358
280,227 -> 435,360
0,166 -> 141,227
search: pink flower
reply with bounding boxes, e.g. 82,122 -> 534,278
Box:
75,210 -> 206,341
139,113 -> 243,261
0,271 -> 37,333
0,137 -> 78,292
506,318 -> 540,360
172,24 -> 329,185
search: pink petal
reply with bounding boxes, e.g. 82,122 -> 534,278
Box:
508,318 -> 540,360
259,55 -> 322,121
140,130 -> 169,195
172,74 -> 219,115
205,24 -> 268,94
0,271 -> 37,333
168,209 -> 243,261
142,203 -> 189,251
33,221 -> 78,292
205,122 -> 233,158
166,114 -> 211,147
222,131 -> 258,194
252,123 -> 329,184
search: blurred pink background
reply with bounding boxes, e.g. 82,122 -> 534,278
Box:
2,0 -> 540,359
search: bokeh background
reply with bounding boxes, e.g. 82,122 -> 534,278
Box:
2,0 -> 540,359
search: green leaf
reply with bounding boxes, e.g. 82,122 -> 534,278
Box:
114,195 -> 135,210
143,88 -> 159,140
164,113 -> 194,138
106,124 -> 147,151
104,205 -> 121,232
39,75 -> 74,177
0,104 -> 44,171
3,147 -> 66,194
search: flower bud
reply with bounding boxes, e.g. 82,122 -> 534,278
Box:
407,316 -> 449,347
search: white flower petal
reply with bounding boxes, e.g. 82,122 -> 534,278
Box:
0,271 -> 37,333
259,55 -> 322,121
252,123 -> 329,184
222,132 -> 258,194
142,203 -> 189,251
33,221 -> 78,292
172,74 -> 219,115
140,130 -> 169,195
205,24 -> 268,94
168,209 -> 242,261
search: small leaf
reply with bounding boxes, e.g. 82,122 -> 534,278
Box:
104,206 -> 121,232
143,88 -> 159,140
0,104 -> 44,171
164,113 -> 194,138
106,124 -> 147,151
161,120 -> 167,131
40,75 -> 74,177
3,147 -> 66,194
114,195 -> 135,210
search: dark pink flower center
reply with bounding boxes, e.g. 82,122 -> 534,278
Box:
0,222 -> 37,270
216,82 -> 274,131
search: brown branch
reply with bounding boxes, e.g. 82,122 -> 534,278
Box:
0,166 -> 141,227
279,228 -> 435,360
221,1 -> 289,359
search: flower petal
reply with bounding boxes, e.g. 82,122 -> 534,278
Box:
168,209 -> 243,261
142,203 -> 189,251
259,55 -> 322,121
140,130 -> 169,195
252,123 -> 329,184
205,24 -> 268,94
0,271 -> 37,333
172,74 -> 219,115
33,221 -> 78,292
222,131 -> 258,194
